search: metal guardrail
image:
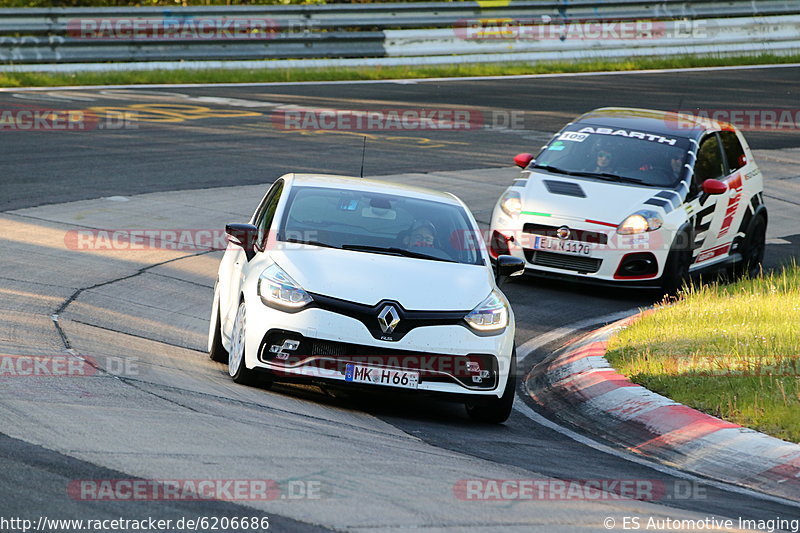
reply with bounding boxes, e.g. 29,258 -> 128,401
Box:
0,1 -> 798,70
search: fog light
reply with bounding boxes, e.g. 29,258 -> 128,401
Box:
269,339 -> 300,360
614,252 -> 659,279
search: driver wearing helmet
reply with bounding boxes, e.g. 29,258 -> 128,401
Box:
404,220 -> 437,248
593,149 -> 614,173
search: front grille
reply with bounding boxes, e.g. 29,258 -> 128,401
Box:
522,223 -> 608,245
258,331 -> 498,389
524,249 -> 602,274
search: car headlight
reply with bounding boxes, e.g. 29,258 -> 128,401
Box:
258,263 -> 313,309
499,190 -> 522,218
617,210 -> 663,235
464,290 -> 509,332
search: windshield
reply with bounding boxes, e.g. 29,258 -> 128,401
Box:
532,124 -> 692,187
278,186 -> 485,266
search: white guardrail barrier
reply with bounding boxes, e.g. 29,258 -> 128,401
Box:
0,1 -> 798,72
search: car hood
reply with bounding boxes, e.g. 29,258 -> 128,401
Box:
521,171 -> 667,224
270,246 -> 493,311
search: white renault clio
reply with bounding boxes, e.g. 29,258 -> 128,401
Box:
208,174 -> 524,423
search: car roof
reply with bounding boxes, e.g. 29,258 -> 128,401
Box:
283,173 -> 463,205
572,107 -> 723,140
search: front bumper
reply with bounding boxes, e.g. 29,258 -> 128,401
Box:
242,302 -> 515,398
490,212 -> 672,284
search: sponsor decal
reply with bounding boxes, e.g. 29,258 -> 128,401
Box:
577,127 -> 678,145
694,243 -> 731,264
744,168 -> 761,181
558,132 -> 589,142
692,203 -> 717,249
717,175 -> 743,239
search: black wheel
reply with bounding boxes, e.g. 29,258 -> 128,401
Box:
209,305 -> 228,363
465,349 -> 516,424
660,232 -> 693,295
736,215 -> 767,279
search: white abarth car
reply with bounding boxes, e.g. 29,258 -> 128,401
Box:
208,174 -> 525,423
489,107 -> 767,290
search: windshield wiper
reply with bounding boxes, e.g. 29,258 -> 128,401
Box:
530,164 -> 577,176
533,164 -> 649,185
341,244 -> 455,263
567,171 -> 649,185
284,238 -> 341,250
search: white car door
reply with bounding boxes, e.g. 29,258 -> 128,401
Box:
712,130 -> 752,253
687,132 -> 730,265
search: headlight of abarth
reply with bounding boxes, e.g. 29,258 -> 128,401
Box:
617,210 -> 663,235
499,190 -> 522,218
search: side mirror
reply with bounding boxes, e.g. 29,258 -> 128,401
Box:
513,153 -> 534,169
702,179 -> 728,195
495,255 -> 525,287
226,223 -> 258,260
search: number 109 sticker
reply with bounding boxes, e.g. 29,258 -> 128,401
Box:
558,131 -> 589,142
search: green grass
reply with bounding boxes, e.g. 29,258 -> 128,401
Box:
1,53 -> 799,88
606,264 -> 800,443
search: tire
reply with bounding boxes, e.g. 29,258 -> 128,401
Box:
465,349 -> 516,424
736,215 -> 767,279
228,301 -> 262,386
208,308 -> 228,363
660,232 -> 693,295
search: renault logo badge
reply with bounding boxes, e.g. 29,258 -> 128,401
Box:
556,226 -> 571,240
377,305 -> 401,334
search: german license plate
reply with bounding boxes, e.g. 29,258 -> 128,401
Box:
344,364 -> 419,389
534,236 -> 593,256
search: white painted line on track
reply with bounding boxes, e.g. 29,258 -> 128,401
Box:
514,313 -> 800,510
0,63 -> 798,93
517,308 -> 639,363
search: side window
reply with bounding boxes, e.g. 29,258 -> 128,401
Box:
693,134 -> 725,185
720,131 -> 746,174
254,180 -> 284,250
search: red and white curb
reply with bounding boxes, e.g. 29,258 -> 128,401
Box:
525,314 -> 800,503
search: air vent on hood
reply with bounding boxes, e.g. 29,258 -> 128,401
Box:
543,180 -> 587,198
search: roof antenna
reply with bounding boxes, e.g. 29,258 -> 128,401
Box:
359,136 -> 367,178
